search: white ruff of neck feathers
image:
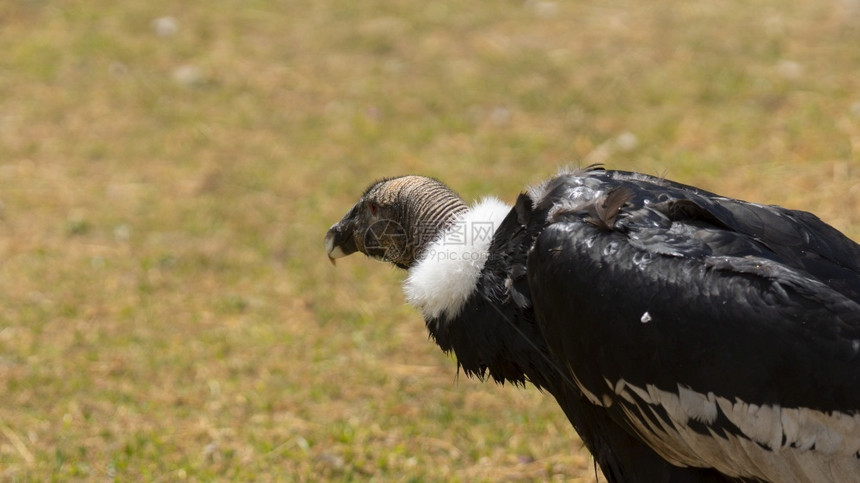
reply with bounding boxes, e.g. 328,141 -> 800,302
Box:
403,197 -> 512,320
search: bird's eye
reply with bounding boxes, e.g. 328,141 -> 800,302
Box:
367,201 -> 379,216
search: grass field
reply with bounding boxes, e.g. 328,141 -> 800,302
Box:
0,0 -> 858,480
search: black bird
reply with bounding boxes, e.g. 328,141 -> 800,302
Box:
324,166 -> 860,482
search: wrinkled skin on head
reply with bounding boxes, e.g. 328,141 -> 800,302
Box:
325,176 -> 467,269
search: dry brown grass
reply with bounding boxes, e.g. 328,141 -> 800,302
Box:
0,0 -> 857,480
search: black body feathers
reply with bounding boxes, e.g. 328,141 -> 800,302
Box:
422,168 -> 860,482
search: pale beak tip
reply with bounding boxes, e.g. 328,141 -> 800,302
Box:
325,230 -> 347,265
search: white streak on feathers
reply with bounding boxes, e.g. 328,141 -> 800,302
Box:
678,385 -> 718,424
585,376 -> 860,482
403,197 -> 511,320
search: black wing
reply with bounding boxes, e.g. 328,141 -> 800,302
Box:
526,171 -> 860,480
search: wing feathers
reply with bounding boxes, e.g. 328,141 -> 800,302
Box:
584,187 -> 634,231
525,170 -> 860,481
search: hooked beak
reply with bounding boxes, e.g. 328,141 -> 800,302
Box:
324,215 -> 358,266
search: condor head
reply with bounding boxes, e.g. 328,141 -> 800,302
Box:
325,175 -> 467,269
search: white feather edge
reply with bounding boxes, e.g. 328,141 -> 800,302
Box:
593,376 -> 860,481
403,197 -> 512,320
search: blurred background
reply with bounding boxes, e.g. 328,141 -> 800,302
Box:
0,0 -> 858,480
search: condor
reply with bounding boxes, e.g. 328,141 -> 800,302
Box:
325,167 -> 860,482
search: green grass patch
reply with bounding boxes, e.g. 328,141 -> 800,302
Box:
0,0 -> 857,480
